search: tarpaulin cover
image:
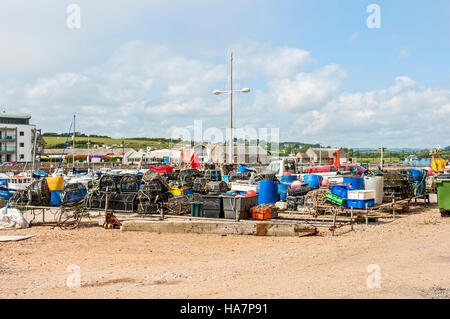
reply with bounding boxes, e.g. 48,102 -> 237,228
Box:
0,207 -> 29,229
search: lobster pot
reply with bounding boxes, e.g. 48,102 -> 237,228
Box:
108,193 -> 137,212
206,181 -> 228,194
364,176 -> 384,205
204,169 -> 222,181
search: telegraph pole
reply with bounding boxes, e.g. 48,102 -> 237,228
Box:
229,52 -> 233,164
72,114 -> 75,170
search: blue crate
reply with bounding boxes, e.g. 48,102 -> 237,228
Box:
346,198 -> 375,209
331,185 -> 354,198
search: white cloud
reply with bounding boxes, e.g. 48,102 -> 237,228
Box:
1,39 -> 449,148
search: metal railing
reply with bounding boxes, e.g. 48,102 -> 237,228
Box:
0,135 -> 16,141
0,146 -> 16,152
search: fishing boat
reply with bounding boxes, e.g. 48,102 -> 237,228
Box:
0,178 -> 13,201
6,174 -> 34,193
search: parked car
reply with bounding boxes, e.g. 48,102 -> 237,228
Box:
308,164 -> 367,177
1,162 -> 15,166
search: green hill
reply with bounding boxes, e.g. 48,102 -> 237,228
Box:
43,135 -> 180,150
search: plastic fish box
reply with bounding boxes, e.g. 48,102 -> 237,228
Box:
347,190 -> 376,200
222,195 -> 258,212
331,185 -> 354,198
325,192 -> 346,206
346,198 -> 375,209
203,208 -> 224,218
224,209 -> 249,220
202,195 -> 223,211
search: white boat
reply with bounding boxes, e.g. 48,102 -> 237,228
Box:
6,175 -> 34,193
65,171 -> 97,185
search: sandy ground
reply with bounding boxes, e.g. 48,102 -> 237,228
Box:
0,206 -> 449,299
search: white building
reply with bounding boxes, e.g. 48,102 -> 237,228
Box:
0,113 -> 40,163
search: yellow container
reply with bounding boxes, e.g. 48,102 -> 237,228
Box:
46,176 -> 64,191
169,187 -> 185,196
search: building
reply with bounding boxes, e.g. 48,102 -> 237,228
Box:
209,144 -> 269,164
191,143 -> 213,162
0,113 -> 43,163
296,147 -> 349,165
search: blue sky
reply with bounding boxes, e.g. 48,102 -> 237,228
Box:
1,0 -> 449,148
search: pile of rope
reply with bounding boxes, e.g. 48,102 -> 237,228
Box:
305,188 -> 329,214
83,179 -> 101,209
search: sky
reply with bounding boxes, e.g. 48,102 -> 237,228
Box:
0,0 -> 449,149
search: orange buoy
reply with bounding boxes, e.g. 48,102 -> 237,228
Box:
246,190 -> 257,197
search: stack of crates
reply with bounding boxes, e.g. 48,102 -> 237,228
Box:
326,185 -> 353,207
346,190 -> 376,208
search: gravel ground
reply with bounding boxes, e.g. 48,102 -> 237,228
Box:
0,206 -> 449,299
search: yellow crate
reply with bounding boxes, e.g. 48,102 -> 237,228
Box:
169,187 -> 186,196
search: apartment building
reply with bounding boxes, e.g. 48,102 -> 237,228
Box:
0,113 -> 42,163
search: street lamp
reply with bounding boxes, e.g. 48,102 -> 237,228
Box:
213,52 -> 251,164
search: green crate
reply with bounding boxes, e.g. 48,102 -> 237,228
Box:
190,202 -> 203,217
326,192 -> 346,206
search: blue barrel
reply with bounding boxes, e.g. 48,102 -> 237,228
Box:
303,174 -> 323,189
50,191 -> 62,206
281,175 -> 297,183
278,182 -> 290,201
343,177 -> 364,190
258,180 -> 278,205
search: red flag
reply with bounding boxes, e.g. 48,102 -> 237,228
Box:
190,152 -> 201,169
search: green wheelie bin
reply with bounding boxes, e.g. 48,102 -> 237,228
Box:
436,174 -> 450,217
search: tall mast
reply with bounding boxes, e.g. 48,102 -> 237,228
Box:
229,52 -> 233,164
72,114 -> 75,171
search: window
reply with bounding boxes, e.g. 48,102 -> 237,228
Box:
20,143 -> 24,147
20,154 -> 24,159
19,131 -> 24,136
349,166 -> 359,174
